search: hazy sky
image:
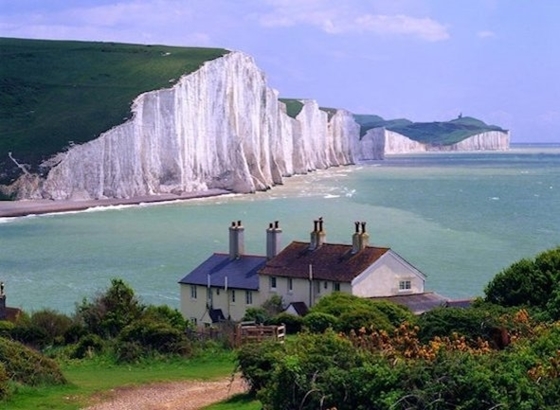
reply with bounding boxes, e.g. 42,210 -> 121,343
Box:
1,0 -> 559,143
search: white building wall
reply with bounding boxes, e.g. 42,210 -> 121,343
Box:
258,275 -> 351,308
180,284 -> 257,324
351,252 -> 425,297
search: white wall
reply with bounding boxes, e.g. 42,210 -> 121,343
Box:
351,251 -> 425,297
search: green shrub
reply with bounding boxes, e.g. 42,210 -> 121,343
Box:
117,319 -> 192,356
0,363 -> 8,401
30,308 -> 73,346
77,278 -> 145,338
242,307 -> 270,324
142,305 -> 187,331
0,321 -> 14,338
269,313 -> 303,334
72,334 -> 106,359
236,340 -> 284,394
338,307 -> 393,333
114,341 -> 145,364
0,337 -> 66,386
303,312 -> 338,333
485,247 -> 560,309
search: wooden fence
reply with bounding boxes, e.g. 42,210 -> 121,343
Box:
232,321 -> 286,347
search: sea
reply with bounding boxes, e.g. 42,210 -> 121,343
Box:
1,144 -> 559,314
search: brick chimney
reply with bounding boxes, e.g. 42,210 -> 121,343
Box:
266,220 -> 282,259
360,221 -> 369,249
309,217 -> 326,250
352,221 -> 369,253
351,221 -> 361,254
229,220 -> 245,259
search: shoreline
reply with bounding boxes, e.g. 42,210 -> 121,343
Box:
0,189 -> 231,218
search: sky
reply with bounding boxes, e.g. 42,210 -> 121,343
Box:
1,1 -> 559,143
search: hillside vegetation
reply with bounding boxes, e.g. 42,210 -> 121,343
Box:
354,114 -> 506,145
0,37 -> 228,185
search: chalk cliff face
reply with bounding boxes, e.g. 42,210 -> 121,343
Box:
34,52 -> 358,200
359,128 -> 509,160
428,131 -> 510,152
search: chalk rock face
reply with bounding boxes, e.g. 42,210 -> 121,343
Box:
359,128 -> 426,159
37,52 -> 358,200
358,128 -> 509,159
427,131 -> 510,151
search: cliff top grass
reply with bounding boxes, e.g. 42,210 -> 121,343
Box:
0,37 -> 228,184
279,98 -> 304,119
354,114 -> 507,145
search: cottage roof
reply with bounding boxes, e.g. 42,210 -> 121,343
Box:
259,241 -> 390,282
370,292 -> 449,315
178,253 -> 267,291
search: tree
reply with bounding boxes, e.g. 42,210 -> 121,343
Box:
484,247 -> 560,309
77,278 -> 145,338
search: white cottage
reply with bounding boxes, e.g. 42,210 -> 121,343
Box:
179,218 -> 427,325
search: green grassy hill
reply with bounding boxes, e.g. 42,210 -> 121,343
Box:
0,37 -> 228,185
354,114 -> 507,144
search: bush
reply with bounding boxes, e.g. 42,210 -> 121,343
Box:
338,307 -> 393,333
142,305 -> 187,331
242,307 -> 270,324
485,247 -> 560,309
72,334 -> 106,359
117,319 -> 192,357
30,309 -> 73,346
236,340 -> 283,394
0,337 -> 66,386
0,321 -> 14,338
77,278 -> 145,338
0,363 -> 8,401
303,312 -> 338,333
269,313 -> 303,334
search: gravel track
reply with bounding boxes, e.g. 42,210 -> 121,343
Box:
82,376 -> 248,410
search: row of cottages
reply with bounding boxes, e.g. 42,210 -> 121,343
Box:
178,218 -> 427,326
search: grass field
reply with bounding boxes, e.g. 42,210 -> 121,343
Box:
0,37 -> 227,184
0,351 -> 240,410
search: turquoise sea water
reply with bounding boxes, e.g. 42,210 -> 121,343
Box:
1,145 -> 559,313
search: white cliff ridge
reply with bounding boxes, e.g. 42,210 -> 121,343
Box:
359,128 -> 510,160
36,52 -> 358,200
15,50 -> 510,201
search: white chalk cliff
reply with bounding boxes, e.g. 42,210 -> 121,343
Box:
359,128 -> 510,160
34,52 -> 358,200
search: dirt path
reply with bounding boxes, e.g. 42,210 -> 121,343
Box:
82,376 -> 248,410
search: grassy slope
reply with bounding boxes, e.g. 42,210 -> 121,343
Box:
0,37 -> 228,184
1,352 -> 238,410
354,114 -> 506,145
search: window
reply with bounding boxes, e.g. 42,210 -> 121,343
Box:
333,282 -> 340,292
399,280 -> 412,291
190,285 -> 197,299
288,278 -> 293,293
270,276 -> 277,290
231,290 -> 236,303
324,281 -> 328,290
315,281 -> 321,294
246,290 -> 253,305
190,317 -> 197,326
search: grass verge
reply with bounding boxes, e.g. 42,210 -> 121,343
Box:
0,351 -> 236,410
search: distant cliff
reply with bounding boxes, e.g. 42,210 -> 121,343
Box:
360,129 -> 510,159
357,115 -> 510,160
20,52 -> 358,200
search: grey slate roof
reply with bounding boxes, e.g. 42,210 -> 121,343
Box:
370,292 -> 449,315
178,253 -> 267,291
